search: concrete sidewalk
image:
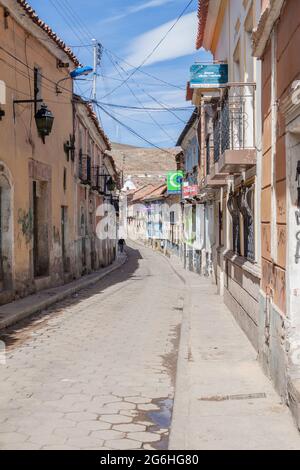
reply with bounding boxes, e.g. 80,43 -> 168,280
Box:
168,255 -> 300,450
0,254 -> 127,331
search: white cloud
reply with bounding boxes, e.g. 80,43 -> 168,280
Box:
100,0 -> 174,24
125,11 -> 198,67
129,0 -> 174,14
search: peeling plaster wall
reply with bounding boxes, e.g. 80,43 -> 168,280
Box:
258,1 -> 300,424
0,3 -> 77,302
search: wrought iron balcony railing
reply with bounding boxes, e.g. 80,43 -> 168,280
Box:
78,150 -> 91,185
213,83 -> 255,163
91,165 -> 101,191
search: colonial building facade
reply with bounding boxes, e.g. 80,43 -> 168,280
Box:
186,0 -> 263,349
253,0 -> 300,427
0,0 -> 118,306
73,95 -> 116,276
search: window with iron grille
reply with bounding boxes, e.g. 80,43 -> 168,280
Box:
213,114 -> 220,163
206,135 -> 211,175
227,190 -> 241,256
238,184 -> 255,262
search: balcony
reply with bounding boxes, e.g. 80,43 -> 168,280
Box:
203,124 -> 227,187
213,84 -> 256,175
91,165 -> 102,193
78,150 -> 91,185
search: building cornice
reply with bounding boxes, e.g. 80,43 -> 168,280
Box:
252,0 -> 285,58
281,83 -> 300,133
196,0 -> 222,51
73,95 -> 111,151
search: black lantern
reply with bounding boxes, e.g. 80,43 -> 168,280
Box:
106,176 -> 116,192
35,104 -> 54,143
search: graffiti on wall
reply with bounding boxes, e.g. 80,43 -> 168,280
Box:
17,208 -> 33,245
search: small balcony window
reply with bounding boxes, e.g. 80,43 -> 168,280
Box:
212,84 -> 256,173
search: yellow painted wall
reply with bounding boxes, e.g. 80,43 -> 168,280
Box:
0,4 -> 76,297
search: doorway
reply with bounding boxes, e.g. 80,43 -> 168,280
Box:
61,206 -> 69,273
0,172 -> 13,291
33,180 -> 49,277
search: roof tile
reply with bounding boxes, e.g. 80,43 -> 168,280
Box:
196,0 -> 209,50
17,0 -> 81,66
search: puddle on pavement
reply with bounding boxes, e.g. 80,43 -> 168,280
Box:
132,322 -> 181,449
148,398 -> 173,429
133,397 -> 174,450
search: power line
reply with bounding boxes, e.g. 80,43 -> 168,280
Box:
60,0 -> 95,44
106,52 -> 176,145
107,108 -> 181,127
94,102 -> 194,112
105,50 -> 186,125
49,0 -> 186,91
0,45 -> 78,96
104,49 -> 185,91
0,44 -> 191,113
1,47 -> 180,151
100,0 -> 195,100
49,0 -> 93,59
95,102 -> 179,156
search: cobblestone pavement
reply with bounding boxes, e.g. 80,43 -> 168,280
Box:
0,243 -> 184,450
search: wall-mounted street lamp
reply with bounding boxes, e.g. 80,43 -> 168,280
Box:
56,65 -> 93,94
98,174 -> 116,194
35,104 -> 54,143
107,177 -> 116,192
13,96 -> 54,143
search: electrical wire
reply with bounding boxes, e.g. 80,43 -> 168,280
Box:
93,102 -> 193,112
100,0 -> 195,99
105,50 -> 186,124
103,49 -> 185,91
95,102 -> 179,156
0,44 -> 188,148
0,46 -> 191,113
50,0 -> 186,91
2,53 -> 181,153
107,108 -> 181,127
106,52 -> 176,145
49,0 -> 93,60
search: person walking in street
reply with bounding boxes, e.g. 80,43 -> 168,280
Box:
118,238 -> 125,253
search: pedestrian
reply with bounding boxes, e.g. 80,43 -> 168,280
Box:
118,238 -> 125,253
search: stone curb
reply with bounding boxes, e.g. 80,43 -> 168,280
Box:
0,254 -> 127,331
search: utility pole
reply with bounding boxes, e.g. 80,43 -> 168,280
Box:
92,38 -> 97,103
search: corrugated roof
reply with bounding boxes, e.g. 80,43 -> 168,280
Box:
16,0 -> 80,66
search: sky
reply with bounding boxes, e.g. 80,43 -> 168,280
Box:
28,0 -> 211,148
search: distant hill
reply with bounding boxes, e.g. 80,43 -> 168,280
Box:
107,143 -> 181,189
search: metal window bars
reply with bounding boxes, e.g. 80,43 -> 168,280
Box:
213,83 -> 256,162
237,183 -> 255,262
227,183 -> 255,261
227,188 -> 241,256
78,149 -> 91,185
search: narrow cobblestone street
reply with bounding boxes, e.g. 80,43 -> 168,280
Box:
0,243 -> 184,450
1,242 -> 300,450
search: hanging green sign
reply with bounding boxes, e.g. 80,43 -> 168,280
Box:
167,171 -> 183,194
190,63 -> 228,88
